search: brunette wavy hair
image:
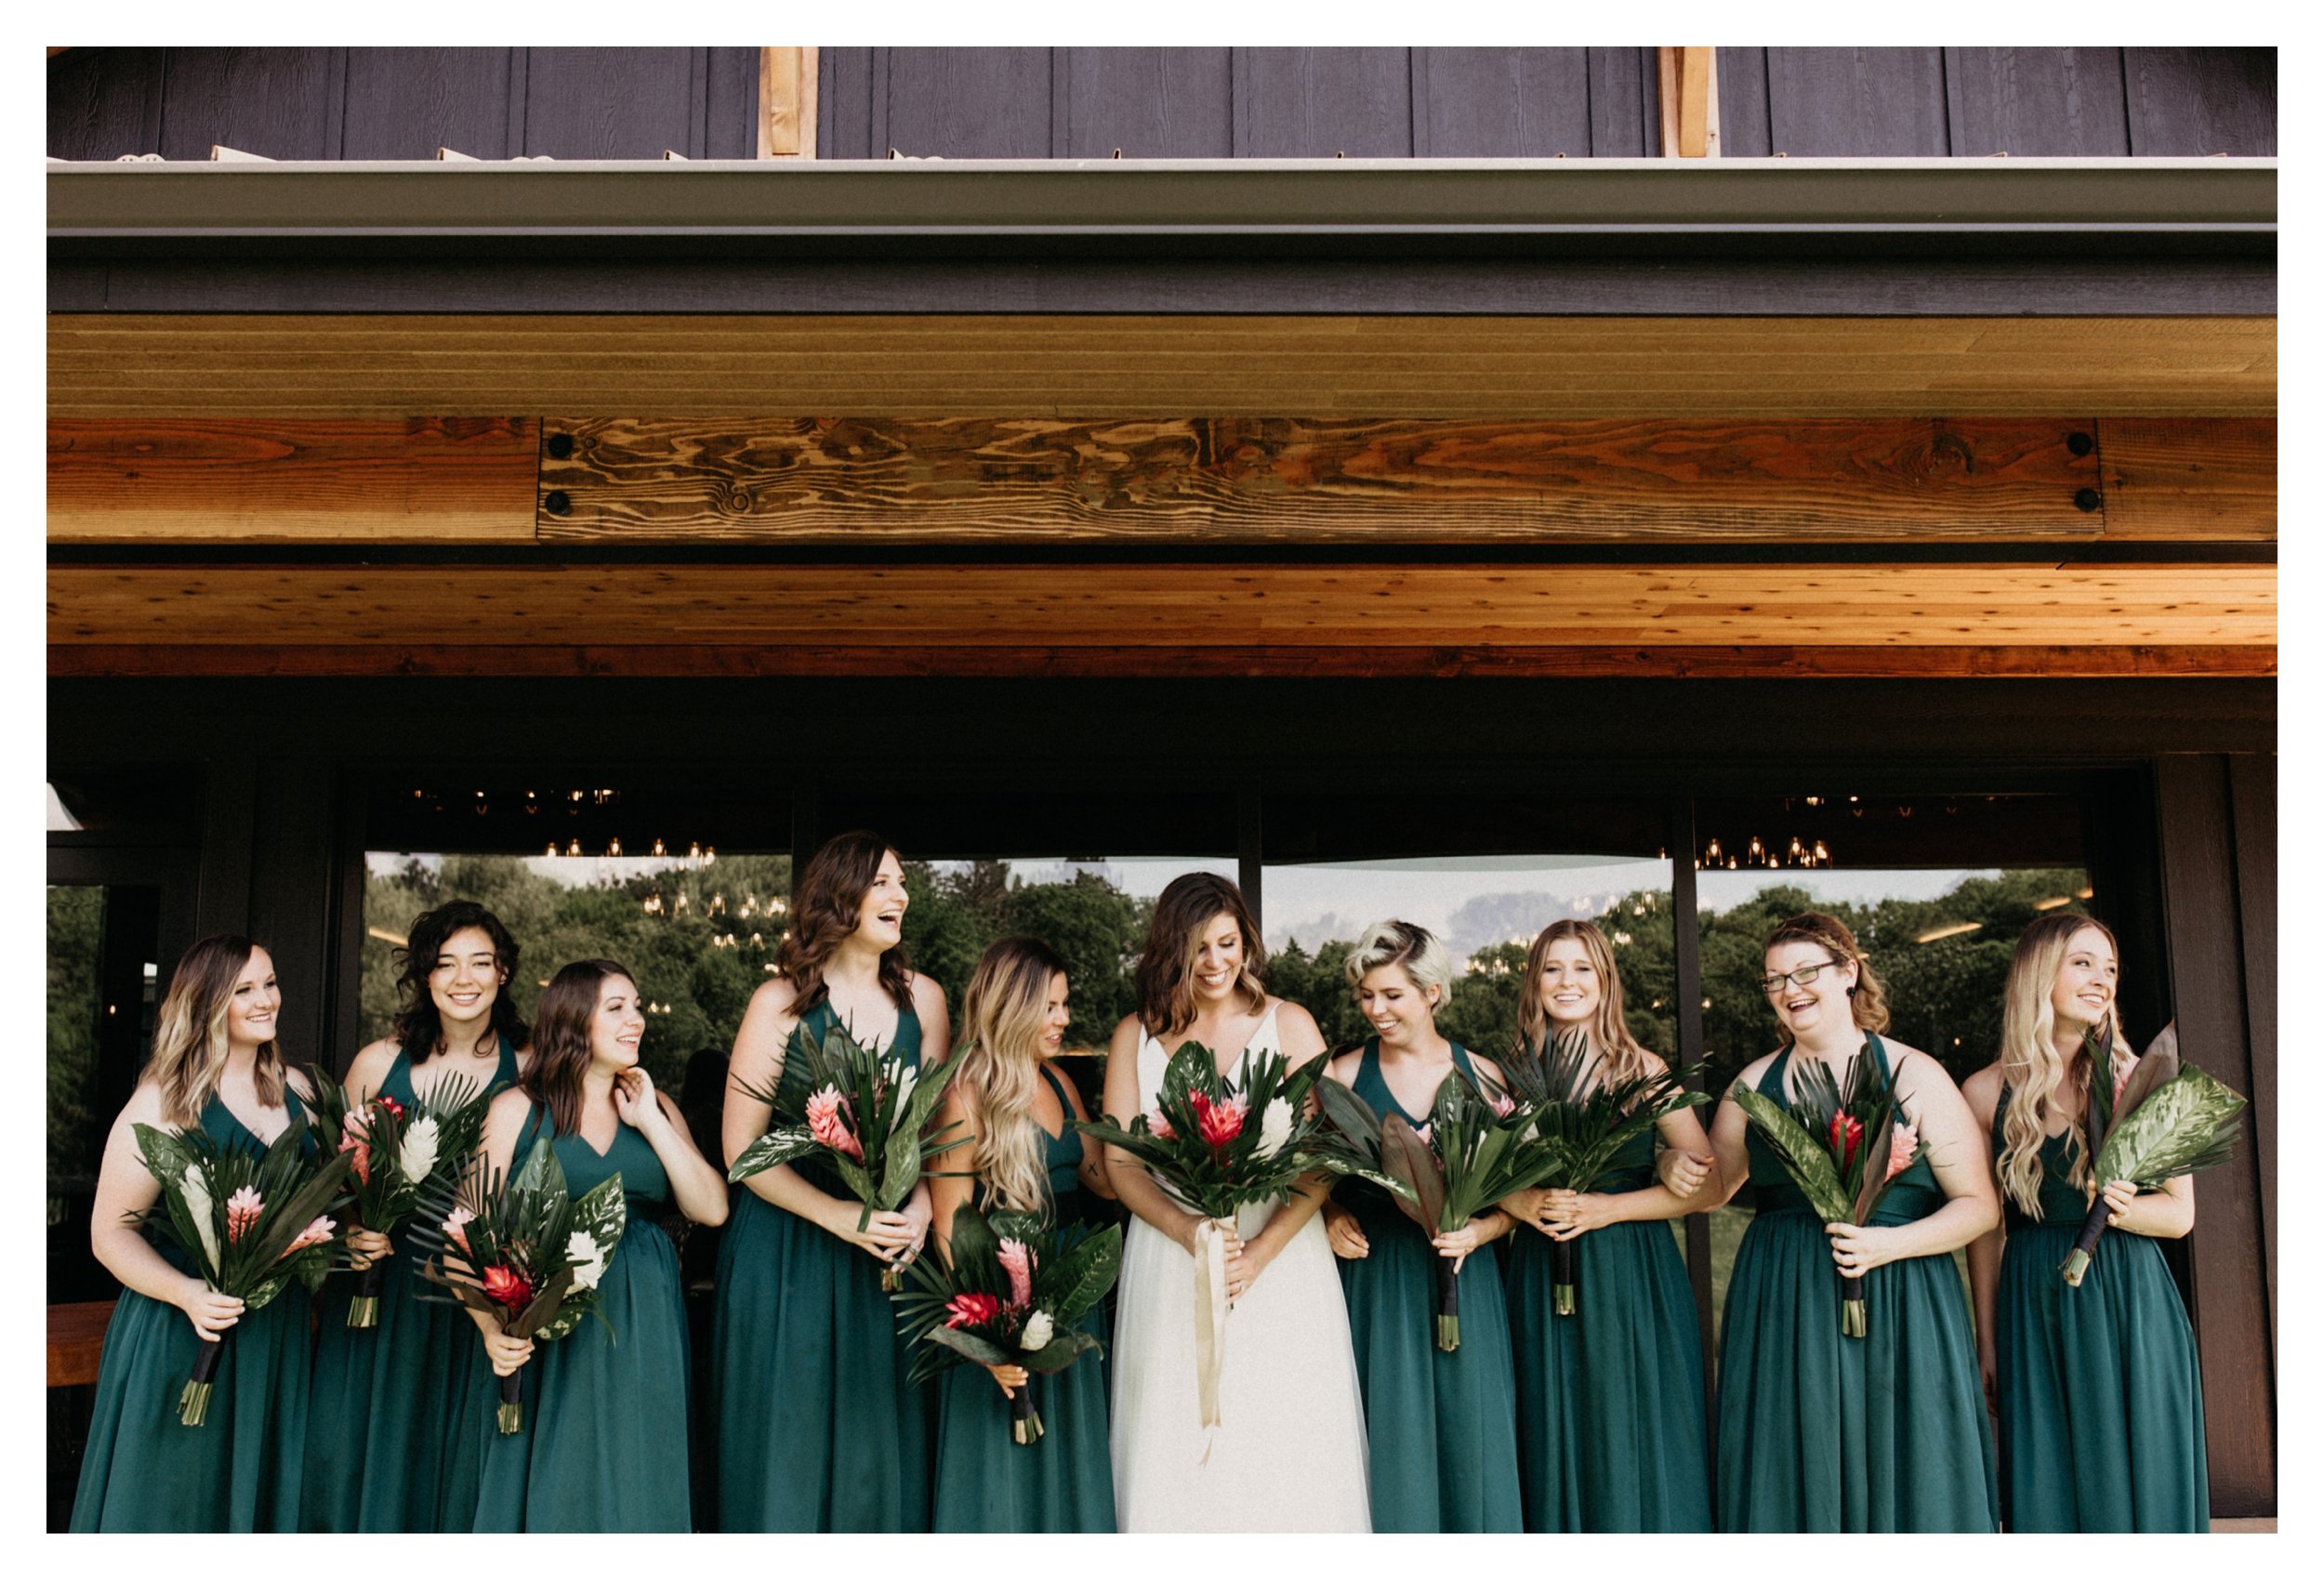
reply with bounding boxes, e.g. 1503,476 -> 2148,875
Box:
390,900 -> 528,1062
1763,911 -> 1891,1034
147,935 -> 286,1128
1133,872 -> 1267,1041
774,830 -> 914,1018
521,958 -> 634,1138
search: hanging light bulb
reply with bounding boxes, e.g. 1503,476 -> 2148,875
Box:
566,838 -> 582,857
545,842 -> 558,857
651,838 -> 667,857
607,837 -> 623,857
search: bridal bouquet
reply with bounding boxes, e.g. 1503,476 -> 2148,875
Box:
129,1122 -> 353,1424
1731,1047 -> 1925,1336
413,1138 -> 627,1432
2061,1031 -> 2244,1287
1076,1041 -> 1327,1421
728,1015 -> 964,1290
1495,1031 -> 1710,1316
302,1071 -> 492,1326
1312,1068 -> 1557,1350
894,1205 -> 1122,1445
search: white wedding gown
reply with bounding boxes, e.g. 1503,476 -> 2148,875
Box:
1109,1005 -> 1371,1531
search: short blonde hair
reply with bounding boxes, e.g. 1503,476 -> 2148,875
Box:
1344,919 -> 1455,1009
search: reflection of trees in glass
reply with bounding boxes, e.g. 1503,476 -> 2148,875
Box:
47,886 -> 103,1182
896,861 -> 1153,1050
1697,868 -> 2089,1093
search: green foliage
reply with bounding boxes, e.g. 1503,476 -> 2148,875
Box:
1076,1042 -> 1325,1218
131,1122 -> 355,1309
2093,1063 -> 2246,1190
47,885 -> 103,1180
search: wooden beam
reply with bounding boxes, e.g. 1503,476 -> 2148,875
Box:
47,1300 -> 113,1389
759,46 -> 818,159
46,561 -> 2275,656
1660,47 -> 1717,158
536,415 -> 2125,545
46,315 -> 2278,421
46,418 -> 539,543
43,642 -> 2275,681
2095,417 -> 2277,539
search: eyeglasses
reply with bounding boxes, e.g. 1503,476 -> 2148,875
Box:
1760,958 -> 1843,995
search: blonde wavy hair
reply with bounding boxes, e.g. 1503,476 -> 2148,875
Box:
1515,919 -> 1656,1088
1764,911 -> 1891,1034
955,935 -> 1071,1218
1996,913 -> 2127,1218
148,935 -> 285,1128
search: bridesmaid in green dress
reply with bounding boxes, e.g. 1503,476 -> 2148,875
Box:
465,957 -> 729,1532
72,936 -> 326,1532
1497,918 -> 1719,1532
928,935 -> 1119,1532
1319,920 -> 1524,1533
713,832 -> 953,1531
1706,911 -> 2000,1532
1963,914 -> 2209,1531
303,900 -> 529,1531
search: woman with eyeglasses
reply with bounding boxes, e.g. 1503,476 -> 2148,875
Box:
1704,912 -> 2000,1532
1961,915 -> 2208,1531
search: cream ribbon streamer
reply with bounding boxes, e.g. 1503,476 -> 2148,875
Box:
1192,1216 -> 1232,1432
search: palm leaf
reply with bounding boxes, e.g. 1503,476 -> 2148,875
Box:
1732,1088 -> 1853,1221
2093,1064 -> 2245,1188
1042,1225 -> 1123,1325
1020,1328 -> 1103,1374
727,1126 -> 824,1181
2103,1048 -> 2183,1149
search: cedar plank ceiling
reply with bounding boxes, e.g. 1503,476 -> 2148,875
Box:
45,310 -> 2275,678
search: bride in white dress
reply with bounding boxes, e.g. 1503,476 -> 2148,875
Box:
1103,873 -> 1370,1532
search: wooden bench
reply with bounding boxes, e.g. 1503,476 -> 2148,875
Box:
46,1302 -> 113,1388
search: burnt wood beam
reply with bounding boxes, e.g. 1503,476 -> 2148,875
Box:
46,314 -> 2276,422
46,561 -> 2275,679
46,417 -> 539,542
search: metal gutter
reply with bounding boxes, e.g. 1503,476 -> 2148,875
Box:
47,157 -> 2276,240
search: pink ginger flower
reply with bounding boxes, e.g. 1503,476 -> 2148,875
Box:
1143,1107 -> 1176,1140
225,1185 -> 263,1243
805,1086 -> 865,1162
997,1237 -> 1037,1310
1884,1120 -> 1921,1182
278,1215 -> 337,1260
1486,1086 -> 1517,1118
442,1205 -> 474,1254
1190,1090 -> 1248,1149
338,1129 -> 373,1186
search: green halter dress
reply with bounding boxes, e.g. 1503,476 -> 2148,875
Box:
467,1100 -> 693,1531
71,1087 -> 317,1532
302,1036 -> 521,1531
1714,1034 -> 1998,1531
1991,1077 -> 2209,1530
1334,1039 -> 1524,1532
711,997 -> 931,1531
931,1061 -> 1117,1532
1502,1071 -> 1711,1531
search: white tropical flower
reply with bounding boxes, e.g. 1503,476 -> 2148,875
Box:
397,1114 -> 442,1183
1019,1310 -> 1054,1351
1253,1097 -> 1294,1160
565,1231 -> 606,1291
180,1164 -> 219,1271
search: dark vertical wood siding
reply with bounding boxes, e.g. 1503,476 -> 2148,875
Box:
2126,46 -> 2278,154
1414,48 -> 1592,156
46,46 -> 165,160
881,47 -> 1056,158
819,47 -> 878,160
1715,47 -> 1774,158
2154,753 -> 2276,1517
339,48 -> 522,160
1765,46 -> 1952,155
1945,47 -> 2132,156
1059,47 -> 1234,158
521,48 -> 705,158
155,47 -> 345,161
1234,47 -> 1414,157
2227,754 -> 2277,1367
248,757 -> 341,1064
1586,46 -> 1660,157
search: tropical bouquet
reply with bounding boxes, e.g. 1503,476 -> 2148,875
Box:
1076,1041 -> 1327,1422
1495,1031 -> 1710,1316
894,1205 -> 1123,1445
413,1138 -> 627,1432
302,1070 -> 492,1326
728,1015 -> 965,1290
1312,1067 -> 1558,1350
2062,1029 -> 2245,1287
1731,1047 -> 1925,1336
129,1122 -> 353,1424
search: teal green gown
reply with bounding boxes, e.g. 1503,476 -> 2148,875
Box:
71,1089 -> 317,1532
1503,1107 -> 1710,1531
931,1062 -> 1116,1532
712,999 -> 931,1531
1991,1083 -> 2209,1531
1715,1035 -> 1998,1532
302,1038 -> 519,1531
1334,1040 -> 1524,1533
468,1102 -> 693,1531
